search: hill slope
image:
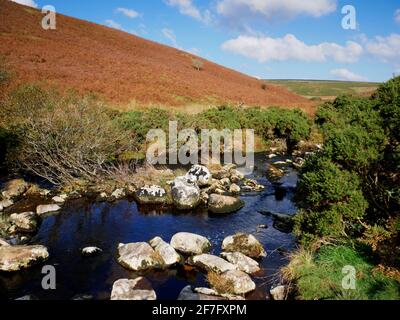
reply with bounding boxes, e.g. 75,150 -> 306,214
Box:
0,0 -> 312,111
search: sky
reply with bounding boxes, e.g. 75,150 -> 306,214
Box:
11,0 -> 400,82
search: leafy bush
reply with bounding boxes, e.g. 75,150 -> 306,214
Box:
273,108 -> 311,153
295,156 -> 368,243
295,78 -> 400,267
119,108 -> 171,145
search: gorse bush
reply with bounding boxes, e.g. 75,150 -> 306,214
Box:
119,108 -> 171,145
295,156 -> 367,243
295,77 -> 400,269
119,105 -> 312,153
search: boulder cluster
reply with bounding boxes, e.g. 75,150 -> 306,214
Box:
113,231 -> 266,300
134,164 -> 264,214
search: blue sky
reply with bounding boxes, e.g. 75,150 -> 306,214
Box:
14,0 -> 400,82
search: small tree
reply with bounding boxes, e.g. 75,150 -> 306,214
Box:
192,59 -> 204,71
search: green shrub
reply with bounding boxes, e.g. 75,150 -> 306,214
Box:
295,79 -> 399,263
295,156 -> 368,242
119,108 -> 171,144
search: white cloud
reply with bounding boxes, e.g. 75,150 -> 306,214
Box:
216,0 -> 336,22
11,0 -> 38,8
116,7 -> 140,19
366,34 -> 400,63
164,0 -> 211,24
221,34 -> 363,64
162,28 -> 180,48
395,9 -> 400,24
330,68 -> 367,82
105,20 -> 124,31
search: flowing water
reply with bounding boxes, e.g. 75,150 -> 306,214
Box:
0,153 -> 298,300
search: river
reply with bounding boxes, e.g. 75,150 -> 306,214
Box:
0,153 -> 298,300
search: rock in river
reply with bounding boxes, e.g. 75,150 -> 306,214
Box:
82,247 -> 102,257
117,242 -> 164,271
9,212 -> 38,233
0,245 -> 49,272
208,270 -> 256,295
149,236 -> 182,267
229,183 -> 241,194
222,233 -> 266,259
208,194 -> 244,214
171,176 -> 200,210
36,204 -> 61,216
111,277 -> 156,300
272,213 -> 294,233
270,285 -> 287,300
170,232 -> 211,256
189,254 -> 237,274
111,188 -> 126,200
220,252 -> 260,274
185,165 -> 212,187
134,185 -> 169,205
178,285 -> 226,301
0,199 -> 13,211
1,179 -> 29,200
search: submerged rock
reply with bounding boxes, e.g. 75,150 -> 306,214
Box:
134,185 -> 169,205
185,165 -> 212,187
178,285 -> 226,300
208,194 -> 244,214
267,165 -> 285,182
111,277 -> 156,300
171,177 -> 200,210
194,287 -> 245,300
220,252 -> 260,274
82,246 -> 102,257
209,270 -> 256,295
272,213 -> 294,233
36,204 -> 61,216
1,179 -> 29,200
9,212 -> 38,233
0,245 -> 49,272
270,285 -> 287,300
170,232 -> 211,256
243,179 -> 264,192
189,254 -> 237,274
222,233 -> 266,259
149,236 -> 182,267
117,242 -> 164,271
15,294 -> 38,300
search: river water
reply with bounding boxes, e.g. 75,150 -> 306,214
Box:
0,153 -> 298,300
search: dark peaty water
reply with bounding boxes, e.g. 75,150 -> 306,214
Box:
0,154 -> 298,300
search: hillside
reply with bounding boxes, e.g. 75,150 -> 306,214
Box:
268,79 -> 380,101
0,0 -> 312,112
